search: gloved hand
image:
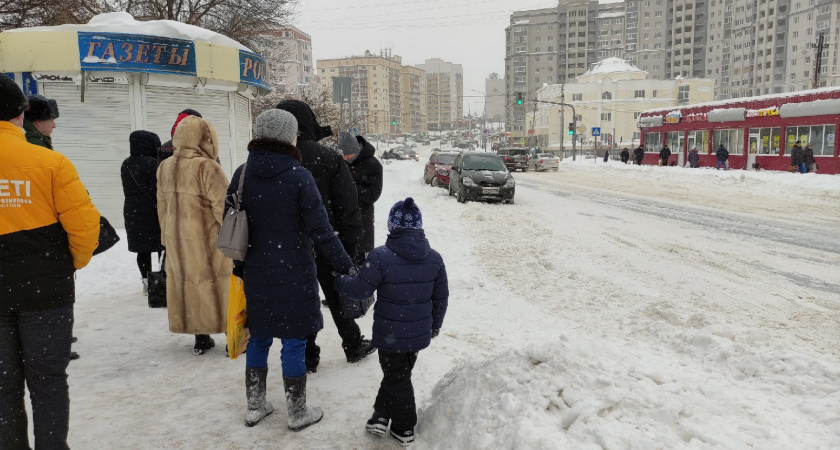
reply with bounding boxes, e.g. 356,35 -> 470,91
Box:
431,328 -> 440,339
332,266 -> 358,278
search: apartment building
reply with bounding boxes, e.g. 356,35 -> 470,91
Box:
263,26 -> 314,95
485,73 -> 506,120
416,58 -> 464,131
317,50 -> 426,137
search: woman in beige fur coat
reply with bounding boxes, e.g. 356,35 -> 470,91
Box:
157,115 -> 232,355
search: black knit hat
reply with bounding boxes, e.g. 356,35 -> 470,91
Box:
25,95 -> 59,122
0,75 -> 29,121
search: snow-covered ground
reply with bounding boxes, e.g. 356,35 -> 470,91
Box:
51,144 -> 839,449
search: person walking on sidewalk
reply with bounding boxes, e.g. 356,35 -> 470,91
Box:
230,109 -> 355,431
335,197 -> 449,447
276,100 -> 371,373
157,115 -> 232,356
338,132 -> 383,265
0,76 -> 100,450
716,144 -> 729,170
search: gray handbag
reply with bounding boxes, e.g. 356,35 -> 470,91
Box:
217,164 -> 249,261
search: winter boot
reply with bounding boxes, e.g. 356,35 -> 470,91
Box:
345,337 -> 376,363
244,367 -> 274,427
365,410 -> 390,436
283,375 -> 323,432
193,335 -> 215,356
390,426 -> 416,447
305,339 -> 320,374
142,277 -> 149,296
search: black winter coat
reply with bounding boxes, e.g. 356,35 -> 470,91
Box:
716,146 -> 729,161
121,133 -> 163,253
634,147 -> 644,161
659,146 -> 672,165
620,149 -> 630,162
228,140 -> 354,339
790,145 -> 805,166
803,146 -> 815,164
350,136 -> 383,256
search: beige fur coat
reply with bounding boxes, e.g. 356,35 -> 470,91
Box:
157,116 -> 232,334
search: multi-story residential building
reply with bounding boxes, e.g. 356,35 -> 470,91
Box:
416,58 -> 464,131
263,26 -> 314,95
506,0 -> 839,131
317,50 -> 426,137
530,58 -> 715,158
485,73 -> 506,120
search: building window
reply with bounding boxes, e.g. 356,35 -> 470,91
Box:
678,85 -> 690,104
602,91 -> 612,100
712,129 -> 745,155
634,90 -> 645,98
572,93 -> 582,101
644,132 -> 663,152
786,125 -> 835,156
601,113 -> 611,121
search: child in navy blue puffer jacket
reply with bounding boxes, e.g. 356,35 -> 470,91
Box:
334,197 -> 448,447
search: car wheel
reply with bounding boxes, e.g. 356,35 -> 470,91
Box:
523,166 -> 529,172
424,175 -> 430,184
457,185 -> 467,203
553,167 -> 559,172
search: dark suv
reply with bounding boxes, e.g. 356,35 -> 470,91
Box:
496,148 -> 531,171
448,152 -> 515,204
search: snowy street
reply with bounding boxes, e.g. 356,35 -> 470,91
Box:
63,145 -> 839,449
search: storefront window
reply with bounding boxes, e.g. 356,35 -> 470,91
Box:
749,127 -> 781,154
788,124 -> 836,156
666,131 -> 683,152
644,132 -> 662,153
712,129 -> 744,155
687,130 -> 708,153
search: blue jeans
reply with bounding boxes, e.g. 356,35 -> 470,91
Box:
0,305 -> 74,450
246,333 -> 307,377
799,163 -> 807,173
716,160 -> 727,170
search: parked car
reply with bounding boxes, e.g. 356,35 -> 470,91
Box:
527,153 -> 560,172
497,148 -> 531,172
448,152 -> 515,204
382,149 -> 408,160
424,151 -> 459,188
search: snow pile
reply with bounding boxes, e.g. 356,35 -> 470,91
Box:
417,337 -> 840,450
6,12 -> 250,51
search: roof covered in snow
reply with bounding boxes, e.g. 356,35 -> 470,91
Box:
642,86 -> 840,115
582,57 -> 644,75
6,12 -> 250,51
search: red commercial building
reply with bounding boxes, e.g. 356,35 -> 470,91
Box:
638,88 -> 840,174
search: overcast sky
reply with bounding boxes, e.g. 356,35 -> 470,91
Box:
293,0 -> 558,115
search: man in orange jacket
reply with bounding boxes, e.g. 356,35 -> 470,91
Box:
0,75 -> 100,450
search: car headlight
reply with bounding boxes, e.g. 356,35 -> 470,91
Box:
503,177 -> 515,188
462,177 -> 476,186
437,168 -> 449,175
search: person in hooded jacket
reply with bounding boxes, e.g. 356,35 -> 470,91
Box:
338,132 -> 383,265
659,145 -> 671,167
790,140 -> 805,173
157,116 -> 232,356
803,142 -> 816,173
121,131 -> 164,295
716,144 -> 729,170
227,109 -> 355,432
275,100 -> 370,373
620,148 -> 630,164
688,147 -> 700,168
335,197 -> 448,447
158,109 -> 202,162
633,145 -> 644,165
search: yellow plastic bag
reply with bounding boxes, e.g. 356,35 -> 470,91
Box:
226,275 -> 249,359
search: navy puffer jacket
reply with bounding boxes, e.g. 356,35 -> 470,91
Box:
227,139 -> 354,339
334,228 -> 448,353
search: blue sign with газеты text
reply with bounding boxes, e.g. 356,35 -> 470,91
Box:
78,32 -> 196,76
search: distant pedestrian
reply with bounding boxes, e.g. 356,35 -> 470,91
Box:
716,144 -> 729,170
659,145 -> 671,167
790,140 -> 805,173
334,197 -> 449,447
603,148 -> 610,162
121,130 -> 163,295
0,76 -> 100,450
156,115 -> 232,356
620,147 -> 630,164
23,94 -> 59,149
339,132 -> 383,265
803,142 -> 816,173
688,147 -> 700,168
633,145 -> 644,165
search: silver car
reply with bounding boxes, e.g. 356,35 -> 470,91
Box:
527,153 -> 560,172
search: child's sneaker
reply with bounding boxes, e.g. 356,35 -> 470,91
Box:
365,410 -> 389,436
389,427 -> 415,447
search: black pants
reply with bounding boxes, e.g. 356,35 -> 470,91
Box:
374,350 -> 418,431
136,252 -> 161,278
0,305 -> 74,450
306,257 -> 362,362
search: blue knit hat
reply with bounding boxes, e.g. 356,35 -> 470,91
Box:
388,197 -> 423,232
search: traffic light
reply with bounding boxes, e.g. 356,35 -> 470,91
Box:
568,123 -> 574,136
515,92 -> 523,105
392,119 -> 396,125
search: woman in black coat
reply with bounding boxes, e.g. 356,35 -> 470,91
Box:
120,130 -> 163,293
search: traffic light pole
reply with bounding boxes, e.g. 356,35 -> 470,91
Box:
533,99 -> 577,161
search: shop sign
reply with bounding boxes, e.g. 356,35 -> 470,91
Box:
683,112 -> 708,123
239,50 -> 270,90
746,107 -> 780,118
78,32 -> 196,76
665,111 -> 682,123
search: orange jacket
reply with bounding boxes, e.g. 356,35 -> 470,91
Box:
0,121 -> 100,269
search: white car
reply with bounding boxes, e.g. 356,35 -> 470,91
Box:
527,153 -> 560,172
